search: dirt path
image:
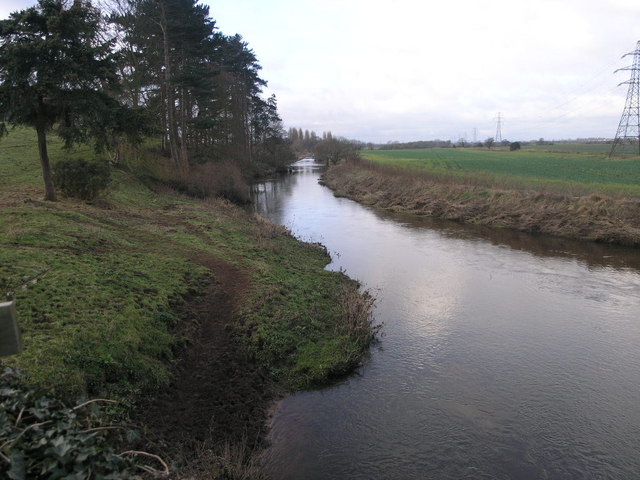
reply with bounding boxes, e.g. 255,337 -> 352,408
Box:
135,254 -> 275,473
0,188 -> 278,475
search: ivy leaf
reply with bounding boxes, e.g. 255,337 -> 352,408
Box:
0,387 -> 19,397
45,436 -> 73,461
125,429 -> 140,443
40,456 -> 59,475
65,471 -> 88,480
7,450 -> 26,480
75,448 -> 91,463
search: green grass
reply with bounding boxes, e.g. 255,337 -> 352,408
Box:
362,145 -> 640,197
0,126 -> 94,189
0,127 -> 372,399
525,143 -> 614,154
0,197 -> 209,398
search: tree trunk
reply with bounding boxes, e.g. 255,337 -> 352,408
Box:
164,40 -> 180,165
36,124 -> 56,201
179,82 -> 189,168
159,3 -> 180,166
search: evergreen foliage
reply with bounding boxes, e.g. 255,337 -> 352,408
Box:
0,0 -> 293,201
0,0 -> 125,201
54,157 -> 111,200
111,0 -> 291,170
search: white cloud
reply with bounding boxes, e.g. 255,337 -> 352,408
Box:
208,0 -> 639,141
2,0 -> 637,142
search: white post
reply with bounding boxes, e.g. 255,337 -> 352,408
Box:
0,300 -> 22,357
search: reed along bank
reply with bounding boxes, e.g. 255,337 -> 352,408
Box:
322,158 -> 640,247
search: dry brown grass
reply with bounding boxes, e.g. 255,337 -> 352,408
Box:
336,283 -> 378,365
324,159 -> 640,246
175,437 -> 266,480
252,213 -> 289,240
139,155 -> 250,204
251,213 -> 291,252
186,161 -> 250,204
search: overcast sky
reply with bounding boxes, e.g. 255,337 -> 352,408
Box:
2,0 -> 639,143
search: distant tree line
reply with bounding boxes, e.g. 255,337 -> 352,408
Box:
0,0 -> 293,201
377,138 -> 523,150
382,140 -> 452,150
287,127 -> 336,152
287,127 -> 363,164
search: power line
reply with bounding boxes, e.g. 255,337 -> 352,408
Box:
610,40 -> 640,157
504,58 -> 622,138
494,112 -> 503,141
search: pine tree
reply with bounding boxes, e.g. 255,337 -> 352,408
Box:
122,0 -> 217,166
0,0 -> 122,201
110,0 -> 292,171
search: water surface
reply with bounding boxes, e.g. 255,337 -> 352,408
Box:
252,158 -> 640,480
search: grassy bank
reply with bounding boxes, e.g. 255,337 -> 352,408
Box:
323,158 -> 640,246
362,146 -> 640,197
0,128 -> 375,477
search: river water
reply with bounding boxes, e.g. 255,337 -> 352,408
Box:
251,158 -> 640,480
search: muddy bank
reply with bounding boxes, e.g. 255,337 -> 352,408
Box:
133,255 -> 273,478
322,159 -> 640,246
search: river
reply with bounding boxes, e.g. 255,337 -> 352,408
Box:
251,158 -> 640,480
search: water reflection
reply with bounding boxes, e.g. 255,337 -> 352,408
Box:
252,158 -> 640,480
253,158 -> 640,271
356,196 -> 640,272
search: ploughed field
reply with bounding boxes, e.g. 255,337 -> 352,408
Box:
361,145 -> 640,197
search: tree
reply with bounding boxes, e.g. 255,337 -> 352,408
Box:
0,0 -> 124,201
313,137 -> 360,165
115,0 -> 218,167
484,137 -> 495,150
510,141 -> 521,151
112,1 -> 287,169
0,0 -> 125,201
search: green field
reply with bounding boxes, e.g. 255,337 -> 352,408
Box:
361,145 -> 640,197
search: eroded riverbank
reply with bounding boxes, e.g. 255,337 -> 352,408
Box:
322,158 -> 640,246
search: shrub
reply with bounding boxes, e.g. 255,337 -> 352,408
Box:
136,156 -> 250,204
510,142 -> 522,151
184,161 -> 250,204
54,158 -> 111,200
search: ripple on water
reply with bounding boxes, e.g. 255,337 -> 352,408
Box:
255,163 -> 640,480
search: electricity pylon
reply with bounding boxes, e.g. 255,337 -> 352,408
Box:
610,40 -> 640,157
495,112 -> 503,142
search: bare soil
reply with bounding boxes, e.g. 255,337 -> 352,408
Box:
135,253 -> 277,474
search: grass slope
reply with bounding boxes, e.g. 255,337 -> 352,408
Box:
362,146 -> 640,197
0,128 -> 373,400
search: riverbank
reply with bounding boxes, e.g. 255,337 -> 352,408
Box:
322,158 -> 640,246
0,130 -> 375,478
